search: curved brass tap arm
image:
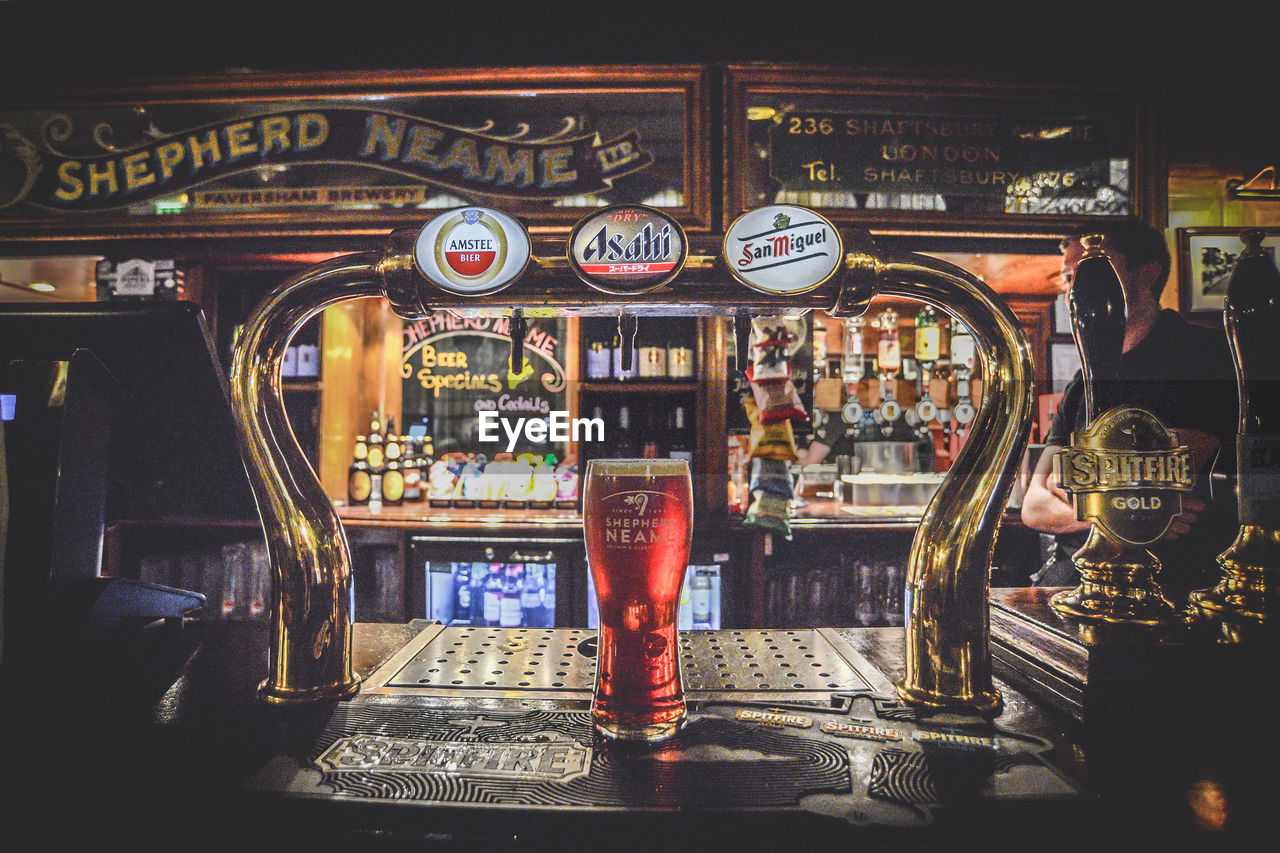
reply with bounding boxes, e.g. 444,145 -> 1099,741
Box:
229,253 -> 384,705
855,254 -> 1034,716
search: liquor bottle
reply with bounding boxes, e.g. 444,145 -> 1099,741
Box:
641,408 -> 662,458
613,404 -> 638,457
366,412 -> 386,472
586,324 -> 612,380
500,564 -> 523,628
915,306 -> 940,372
876,308 -> 901,376
470,553 -> 491,624
667,334 -> 695,379
452,561 -> 472,626
520,558 -> 544,627
667,405 -> 694,461
812,322 -> 828,381
542,559 -> 557,627
637,324 -> 667,379
691,570 -> 712,629
483,560 -> 503,626
402,437 -> 423,502
382,433 -> 405,505
347,434 -> 372,506
842,316 -> 866,383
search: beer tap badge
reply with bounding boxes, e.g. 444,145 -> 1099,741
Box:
1053,406 -> 1195,545
415,207 -> 532,296
723,205 -> 843,295
568,205 -> 687,294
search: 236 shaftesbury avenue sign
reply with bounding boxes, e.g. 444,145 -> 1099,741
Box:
0,108 -> 653,212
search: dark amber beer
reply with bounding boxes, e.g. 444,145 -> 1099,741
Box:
583,458 -> 693,741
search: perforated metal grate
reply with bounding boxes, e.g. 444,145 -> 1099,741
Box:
382,627 -> 879,697
678,629 -> 873,692
389,627 -> 595,692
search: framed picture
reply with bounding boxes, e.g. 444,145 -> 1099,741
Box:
1049,341 -> 1081,393
1177,227 -> 1280,313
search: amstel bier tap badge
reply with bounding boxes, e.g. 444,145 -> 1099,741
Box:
568,205 -> 687,294
414,207 -> 531,296
723,205 -> 843,295
1053,407 -> 1195,545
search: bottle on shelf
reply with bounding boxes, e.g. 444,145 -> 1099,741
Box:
470,553 -> 490,624
483,557 -> 503,627
667,405 -> 694,461
402,437 -> 422,502
641,408 -> 662,458
347,434 -> 372,506
666,333 -> 695,379
500,564 -> 524,628
613,404 -> 637,457
382,433 -> 405,505
841,316 -> 865,383
366,411 -> 386,471
637,324 -> 667,379
691,570 -> 712,629
518,553 -> 545,628
876,308 -> 901,377
586,326 -> 612,380
914,306 -> 940,374
452,561 -> 473,626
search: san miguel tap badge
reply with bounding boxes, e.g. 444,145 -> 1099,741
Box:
1050,406 -> 1196,625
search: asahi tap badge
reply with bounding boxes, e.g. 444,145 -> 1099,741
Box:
414,207 -> 532,296
568,204 -> 687,294
1051,406 -> 1195,625
723,205 -> 843,295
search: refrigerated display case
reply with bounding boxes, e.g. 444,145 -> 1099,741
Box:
412,535 -> 580,628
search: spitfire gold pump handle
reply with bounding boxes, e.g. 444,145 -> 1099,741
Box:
849,254 -> 1033,715
1070,234 -> 1127,424
230,253 -> 383,704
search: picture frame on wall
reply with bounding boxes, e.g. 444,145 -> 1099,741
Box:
1049,341 -> 1082,393
1177,227 -> 1280,313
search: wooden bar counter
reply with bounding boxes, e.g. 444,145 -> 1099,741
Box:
5,605 -> 1274,852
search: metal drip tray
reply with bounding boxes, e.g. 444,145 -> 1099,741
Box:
364,625 -> 892,702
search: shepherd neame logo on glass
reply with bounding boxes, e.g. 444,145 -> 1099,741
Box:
414,207 -> 532,296
568,204 -> 687,294
723,205 -> 843,295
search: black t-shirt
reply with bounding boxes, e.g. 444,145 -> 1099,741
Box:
1042,309 -> 1238,597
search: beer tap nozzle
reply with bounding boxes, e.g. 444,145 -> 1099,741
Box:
617,313 -> 638,374
510,309 -> 527,375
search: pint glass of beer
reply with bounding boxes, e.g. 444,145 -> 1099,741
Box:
583,458 -> 693,741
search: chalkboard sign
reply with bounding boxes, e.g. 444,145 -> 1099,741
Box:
400,313 -> 569,458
